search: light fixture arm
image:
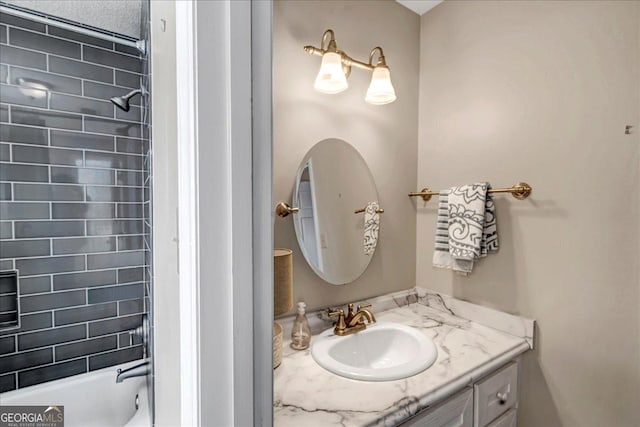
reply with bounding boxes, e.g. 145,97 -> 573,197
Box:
368,46 -> 388,67
304,29 -> 375,72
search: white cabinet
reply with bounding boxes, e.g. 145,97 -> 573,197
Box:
486,409 -> 517,427
474,362 -> 518,426
398,388 -> 473,427
397,360 -> 520,427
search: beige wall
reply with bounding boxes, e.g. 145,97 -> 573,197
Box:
274,0 -> 420,312
417,2 -> 640,426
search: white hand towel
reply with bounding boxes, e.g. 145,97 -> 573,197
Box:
363,201 -> 380,255
432,183 -> 499,274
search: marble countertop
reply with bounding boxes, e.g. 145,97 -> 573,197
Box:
274,288 -> 534,427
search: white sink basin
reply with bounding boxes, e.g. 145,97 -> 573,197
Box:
311,321 -> 438,381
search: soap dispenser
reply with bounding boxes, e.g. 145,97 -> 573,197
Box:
290,301 -> 311,350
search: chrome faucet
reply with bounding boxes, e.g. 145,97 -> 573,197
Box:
116,361 -> 150,383
328,303 -> 376,336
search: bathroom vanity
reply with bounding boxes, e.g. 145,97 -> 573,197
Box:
274,288 -> 534,427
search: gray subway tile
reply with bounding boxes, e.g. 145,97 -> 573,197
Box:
56,335 -> 117,362
0,259 -> 14,269
50,93 -> 113,118
53,236 -> 116,255
0,163 -> 49,182
0,348 -> 52,375
0,312 -> 51,337
0,64 -> 7,84
117,235 -> 144,251
118,298 -> 143,316
0,143 -> 8,161
19,276 -> 51,295
115,70 -> 140,89
88,314 -> 141,338
88,283 -> 143,304
51,167 -> 114,185
0,14 -> 46,33
0,222 -> 12,239
119,332 -> 142,348
54,302 -> 117,326
18,358 -> 86,388
83,81 -> 140,106
0,239 -> 50,259
85,151 -> 141,170
53,270 -> 116,291
0,84 -> 47,108
12,106 -> 82,131
15,220 -> 84,238
0,373 -> 16,392
51,130 -> 113,151
0,24 -> 5,43
47,26 -> 112,50
20,289 -> 85,313
49,55 -> 112,84
117,267 -> 143,284
0,294 -> 17,311
18,324 -> 85,351
0,124 -> 48,145
116,203 -> 142,218
88,345 -> 143,371
0,183 -> 11,200
83,46 -> 141,73
13,145 -> 83,166
114,44 -> 140,57
0,336 -> 15,355
115,104 -> 140,122
0,202 -> 49,219
87,186 -> 142,202
115,137 -> 142,154
0,45 -> 47,70
16,255 -> 85,277
116,171 -> 143,186
84,116 -> 141,138
10,66 -> 82,95
0,104 -> 7,122
9,28 -> 81,59
87,251 -> 144,270
14,183 -> 84,201
52,202 -> 115,219
86,220 -> 142,236
0,273 -> 17,293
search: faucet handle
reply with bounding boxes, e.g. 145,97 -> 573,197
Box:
357,304 -> 372,311
328,309 -> 347,333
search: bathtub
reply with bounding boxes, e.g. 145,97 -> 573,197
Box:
0,361 -> 151,427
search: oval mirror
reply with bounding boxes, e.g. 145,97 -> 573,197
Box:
292,139 -> 380,285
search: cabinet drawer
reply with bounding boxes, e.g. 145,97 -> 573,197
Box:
486,409 -> 517,427
474,362 -> 518,426
399,388 -> 473,427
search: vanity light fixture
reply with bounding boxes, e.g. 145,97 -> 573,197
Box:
304,29 -> 397,105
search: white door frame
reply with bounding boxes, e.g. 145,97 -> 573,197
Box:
172,0 -> 274,425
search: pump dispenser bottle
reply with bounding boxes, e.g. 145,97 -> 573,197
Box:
290,301 -> 311,350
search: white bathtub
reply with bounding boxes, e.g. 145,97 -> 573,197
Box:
0,361 -> 151,427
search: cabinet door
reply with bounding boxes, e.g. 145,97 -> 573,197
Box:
399,388 -> 473,427
486,409 -> 517,427
474,362 -> 518,427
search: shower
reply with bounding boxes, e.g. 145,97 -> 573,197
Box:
111,89 -> 143,112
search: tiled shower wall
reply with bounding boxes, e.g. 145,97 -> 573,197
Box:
0,10 -> 148,391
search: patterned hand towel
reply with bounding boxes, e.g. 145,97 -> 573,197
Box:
363,201 -> 380,255
432,183 -> 498,274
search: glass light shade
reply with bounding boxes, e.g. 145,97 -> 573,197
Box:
313,52 -> 348,94
365,65 -> 397,105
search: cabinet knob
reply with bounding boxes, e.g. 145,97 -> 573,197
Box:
496,391 -> 509,405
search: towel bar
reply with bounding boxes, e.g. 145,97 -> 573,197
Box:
408,182 -> 532,202
354,207 -> 384,214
